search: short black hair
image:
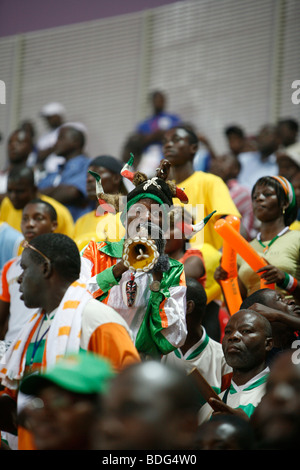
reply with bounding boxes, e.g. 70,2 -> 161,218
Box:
174,124 -> 199,146
186,277 -> 207,320
278,118 -> 299,134
89,155 -> 123,174
63,126 -> 85,149
24,198 -> 57,222
29,233 -> 80,282
8,165 -> 35,186
224,125 -> 245,139
240,288 -> 271,310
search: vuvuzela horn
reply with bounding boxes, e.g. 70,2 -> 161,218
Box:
123,236 -> 160,272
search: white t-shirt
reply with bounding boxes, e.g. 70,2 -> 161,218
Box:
0,256 -> 36,344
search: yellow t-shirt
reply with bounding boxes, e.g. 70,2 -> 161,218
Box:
176,172 -> 240,250
290,220 -> 300,231
74,210 -> 125,251
238,230 -> 300,296
0,195 -> 74,238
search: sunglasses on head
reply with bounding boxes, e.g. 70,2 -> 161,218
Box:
22,240 -> 51,265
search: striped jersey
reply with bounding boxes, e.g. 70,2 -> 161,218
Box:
162,328 -> 232,405
198,368 -> 269,424
80,239 -> 187,357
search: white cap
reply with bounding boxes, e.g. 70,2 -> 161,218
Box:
60,122 -> 88,138
278,142 -> 300,167
40,102 -> 66,117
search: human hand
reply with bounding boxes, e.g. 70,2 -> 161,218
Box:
256,264 -> 285,285
208,397 -> 250,421
247,302 -> 281,322
214,265 -> 229,283
112,260 -> 128,280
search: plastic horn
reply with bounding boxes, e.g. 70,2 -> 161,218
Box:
88,170 -> 116,213
214,218 -> 275,290
123,236 -> 160,272
219,215 -> 243,315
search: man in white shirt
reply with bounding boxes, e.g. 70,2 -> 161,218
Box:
198,309 -> 273,424
163,278 -> 232,405
36,102 -> 66,174
0,199 -> 57,350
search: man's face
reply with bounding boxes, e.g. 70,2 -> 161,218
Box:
222,310 -> 271,370
86,165 -> 120,200
227,134 -> 244,156
21,203 -> 57,242
152,92 -> 165,114
25,385 -> 95,450
45,114 -> 63,130
126,198 -> 165,238
18,249 -> 45,309
257,126 -> 279,155
257,289 -> 300,317
277,123 -> 297,147
7,130 -> 32,164
7,178 -> 36,210
277,155 -> 300,182
54,127 -> 75,157
162,128 -> 196,166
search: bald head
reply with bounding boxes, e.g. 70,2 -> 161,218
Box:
222,309 -> 273,374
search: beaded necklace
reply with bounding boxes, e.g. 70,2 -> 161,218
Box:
256,226 -> 289,253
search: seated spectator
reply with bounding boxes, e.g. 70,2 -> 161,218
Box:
198,309 -> 273,424
36,102 -> 66,174
224,124 -> 257,158
0,233 -> 140,450
73,155 -> 126,250
240,288 -> 300,366
0,166 -> 74,238
38,122 -> 90,221
18,120 -> 39,171
214,175 -> 300,303
277,117 -> 299,147
80,160 -> 188,359
162,278 -> 232,406
135,90 -> 182,177
95,361 -> 199,450
250,349 -> 300,449
0,199 -> 58,352
18,352 -> 114,450
0,128 -> 34,200
162,125 -> 240,251
276,142 -> 300,182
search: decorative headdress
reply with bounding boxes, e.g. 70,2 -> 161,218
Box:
169,205 -> 216,240
271,176 -> 296,210
89,155 -> 189,219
